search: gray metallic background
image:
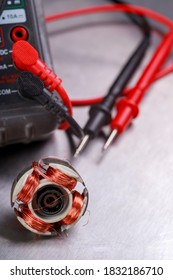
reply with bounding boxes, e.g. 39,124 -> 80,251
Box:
1,0 -> 173,259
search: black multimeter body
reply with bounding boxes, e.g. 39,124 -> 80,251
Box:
0,0 -> 59,146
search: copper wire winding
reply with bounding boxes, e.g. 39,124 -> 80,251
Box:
16,161 -> 84,233
17,170 -> 40,204
61,191 -> 84,225
20,206 -> 53,233
17,164 -> 77,204
46,166 -> 77,191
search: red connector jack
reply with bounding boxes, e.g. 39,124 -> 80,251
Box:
12,41 -> 72,129
11,26 -> 28,42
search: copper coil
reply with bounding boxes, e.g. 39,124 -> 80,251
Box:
46,166 -> 77,191
15,160 -> 85,234
17,170 -> 40,204
20,206 -> 53,233
61,191 -> 84,225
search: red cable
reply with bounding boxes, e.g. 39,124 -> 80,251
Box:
111,31 -> 173,133
45,4 -> 173,29
45,4 -> 173,108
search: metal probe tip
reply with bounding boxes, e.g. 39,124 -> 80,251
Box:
74,134 -> 90,158
102,129 -> 118,152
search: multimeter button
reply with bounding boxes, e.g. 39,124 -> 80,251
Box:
7,0 -> 22,6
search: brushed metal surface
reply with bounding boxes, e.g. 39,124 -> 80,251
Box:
1,0 -> 173,260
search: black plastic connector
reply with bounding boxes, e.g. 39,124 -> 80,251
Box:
83,96 -> 115,138
17,72 -> 84,139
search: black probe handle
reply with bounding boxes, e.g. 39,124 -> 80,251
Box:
83,0 -> 151,139
84,36 -> 150,138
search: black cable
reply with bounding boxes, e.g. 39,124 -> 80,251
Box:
74,0 -> 152,156
111,0 -> 150,36
104,0 -> 151,101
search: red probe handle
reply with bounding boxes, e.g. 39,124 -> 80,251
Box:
111,32 -> 173,133
12,41 -> 72,129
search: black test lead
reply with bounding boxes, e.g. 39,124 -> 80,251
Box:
74,0 -> 151,157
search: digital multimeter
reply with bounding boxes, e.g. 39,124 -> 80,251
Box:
0,0 -> 59,146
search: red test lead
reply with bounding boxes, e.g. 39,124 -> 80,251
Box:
103,31 -> 173,151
